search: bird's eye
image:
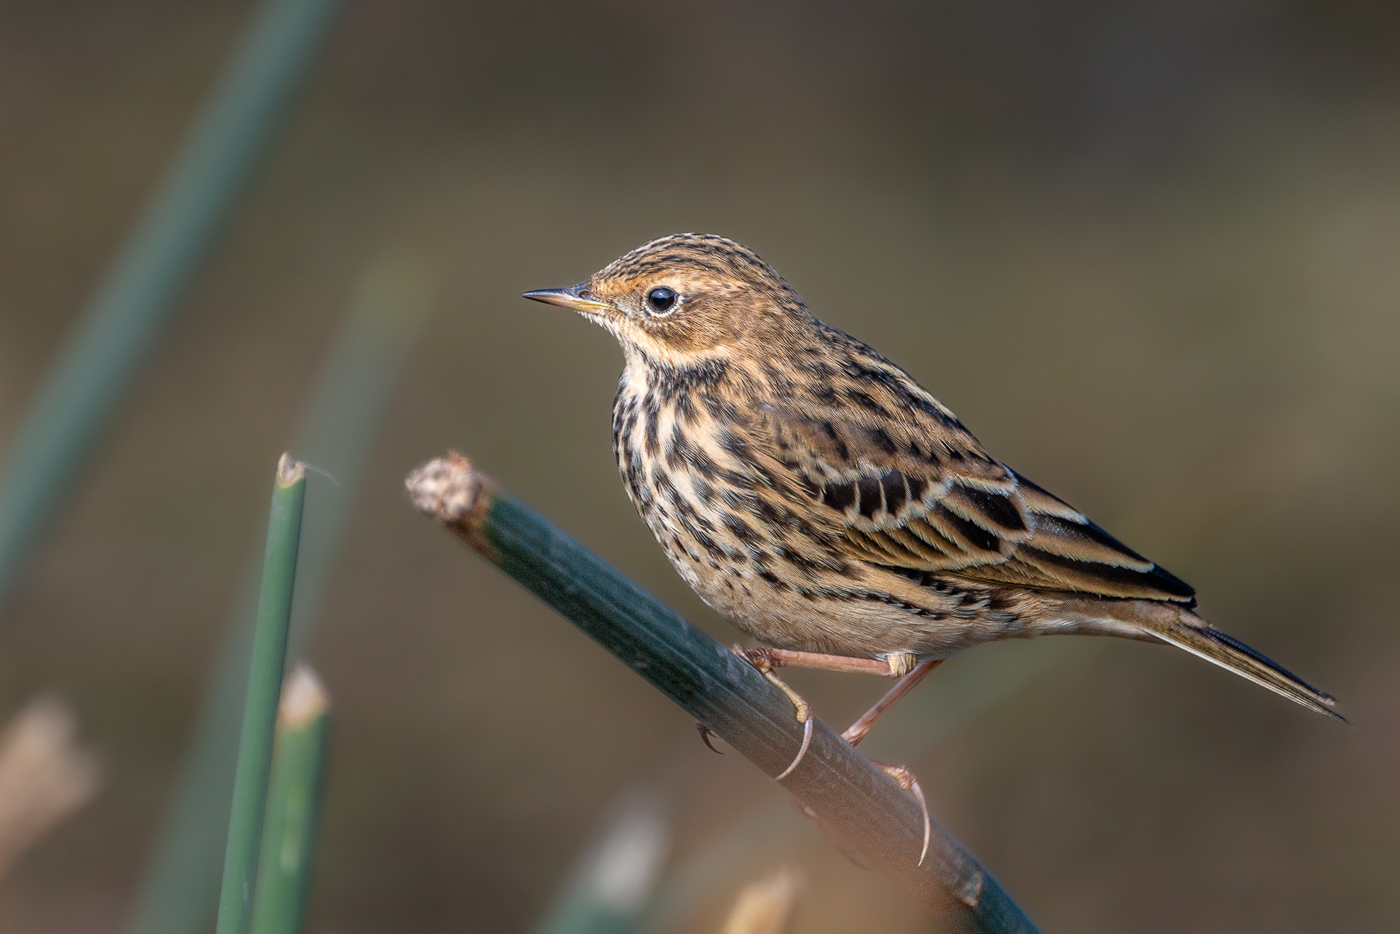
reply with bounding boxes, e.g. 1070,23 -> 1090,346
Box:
645,286 -> 678,314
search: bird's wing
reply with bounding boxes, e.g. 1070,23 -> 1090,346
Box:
756,398 -> 1195,604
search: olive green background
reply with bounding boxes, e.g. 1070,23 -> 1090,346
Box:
1,2 -> 1397,931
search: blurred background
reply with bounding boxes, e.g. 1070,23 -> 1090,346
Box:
1,1 -> 1397,932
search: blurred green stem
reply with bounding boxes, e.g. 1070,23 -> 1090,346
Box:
249,665 -> 331,934
216,456 -> 306,934
0,0 -> 345,613
407,454 -> 1039,934
533,790 -> 670,934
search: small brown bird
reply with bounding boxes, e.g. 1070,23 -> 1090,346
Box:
524,233 -> 1343,763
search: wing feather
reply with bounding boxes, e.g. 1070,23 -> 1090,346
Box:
757,398 -> 1195,605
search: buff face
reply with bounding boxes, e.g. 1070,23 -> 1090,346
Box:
528,236 -> 807,366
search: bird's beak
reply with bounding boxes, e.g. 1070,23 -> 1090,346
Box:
521,283 -> 613,316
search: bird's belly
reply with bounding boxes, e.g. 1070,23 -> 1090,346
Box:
641,506 -> 1019,659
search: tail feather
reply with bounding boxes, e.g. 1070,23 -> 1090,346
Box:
1127,606 -> 1345,723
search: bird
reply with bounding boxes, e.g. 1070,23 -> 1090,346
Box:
522,233 -> 1344,772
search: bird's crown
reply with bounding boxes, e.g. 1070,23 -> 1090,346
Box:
596,233 -> 785,290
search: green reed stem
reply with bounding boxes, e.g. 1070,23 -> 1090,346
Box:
216,456 -> 307,934
126,253 -> 432,934
0,0 -> 345,613
406,454 -> 1040,934
249,666 -> 331,934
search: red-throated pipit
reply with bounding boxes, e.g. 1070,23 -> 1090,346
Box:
524,233 -> 1343,797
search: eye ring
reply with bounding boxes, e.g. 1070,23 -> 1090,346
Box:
645,286 -> 679,315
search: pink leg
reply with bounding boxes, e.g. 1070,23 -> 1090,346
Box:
841,659 -> 943,747
733,646 -> 942,866
744,646 -> 918,678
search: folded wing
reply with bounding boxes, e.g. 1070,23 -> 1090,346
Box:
759,399 -> 1195,605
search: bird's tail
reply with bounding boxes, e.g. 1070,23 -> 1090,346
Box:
1085,600 -> 1345,722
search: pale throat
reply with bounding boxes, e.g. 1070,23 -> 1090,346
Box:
617,334 -> 735,386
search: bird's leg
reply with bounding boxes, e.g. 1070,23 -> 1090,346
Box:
841,659 -> 941,865
743,646 -> 919,678
735,645 -> 938,865
734,646 -> 815,721
731,645 -> 814,780
841,659 -> 943,747
730,645 -> 932,777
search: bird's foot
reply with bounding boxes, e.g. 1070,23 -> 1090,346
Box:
733,644 -> 814,780
871,759 -> 931,866
733,644 -> 937,864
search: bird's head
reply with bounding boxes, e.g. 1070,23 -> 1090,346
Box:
523,233 -> 811,369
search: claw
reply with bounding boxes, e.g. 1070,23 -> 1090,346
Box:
773,717 -> 813,780
874,761 -> 931,866
696,721 -> 724,754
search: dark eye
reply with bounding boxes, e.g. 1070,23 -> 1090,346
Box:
645,286 -> 678,314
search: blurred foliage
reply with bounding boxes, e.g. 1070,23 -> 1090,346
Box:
0,2 -> 1397,933
0,0 -> 344,608
0,697 -> 99,882
532,789 -> 668,934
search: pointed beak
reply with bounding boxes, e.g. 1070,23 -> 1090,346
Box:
521,283 -> 613,316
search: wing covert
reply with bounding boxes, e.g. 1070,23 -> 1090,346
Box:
759,405 -> 1195,604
